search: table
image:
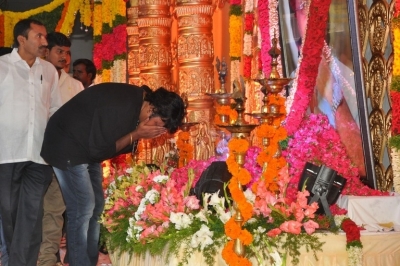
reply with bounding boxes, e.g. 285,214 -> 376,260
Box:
108,231 -> 400,266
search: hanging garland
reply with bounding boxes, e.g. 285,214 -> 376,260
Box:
229,0 -> 243,85
222,138 -> 253,266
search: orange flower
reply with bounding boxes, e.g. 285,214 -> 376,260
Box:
239,229 -> 253,245
224,218 -> 241,239
228,138 -> 249,153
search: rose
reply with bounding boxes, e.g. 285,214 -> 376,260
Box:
341,219 -> 360,243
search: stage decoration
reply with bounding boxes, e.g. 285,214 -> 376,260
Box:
0,0 -> 66,46
283,113 -> 388,202
229,0 -> 243,84
284,0 -> 331,135
334,215 -> 363,266
93,0 -> 127,82
390,1 -> 400,192
247,34 -> 290,193
268,0 -> 282,77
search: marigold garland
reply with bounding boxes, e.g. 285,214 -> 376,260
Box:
222,138 -> 253,266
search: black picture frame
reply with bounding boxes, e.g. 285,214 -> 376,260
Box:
278,0 -> 376,188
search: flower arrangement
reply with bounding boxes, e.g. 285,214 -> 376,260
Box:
229,0 -> 243,84
102,153 -> 328,266
243,0 -> 254,79
214,103 -> 238,125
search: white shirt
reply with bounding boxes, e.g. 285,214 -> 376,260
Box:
0,49 -> 63,164
59,69 -> 84,104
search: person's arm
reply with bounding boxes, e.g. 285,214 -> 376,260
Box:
115,118 -> 167,153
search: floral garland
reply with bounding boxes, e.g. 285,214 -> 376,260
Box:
93,0 -> 127,82
334,215 -> 363,266
258,0 -> 271,76
214,103 -> 238,125
284,0 -> 331,135
390,0 -> 400,192
222,138 -> 253,266
229,0 -> 243,86
0,0 -> 66,46
176,131 -> 194,168
242,0 -> 254,79
254,94 -> 287,193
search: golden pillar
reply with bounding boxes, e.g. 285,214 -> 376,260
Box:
137,0 -> 173,90
127,1 -> 140,86
175,0 -> 216,160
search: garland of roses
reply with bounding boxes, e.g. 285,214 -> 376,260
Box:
284,0 -> 331,135
334,215 -> 363,266
176,131 -> 194,168
258,0 -> 271,77
243,0 -> 254,79
222,138 -> 253,266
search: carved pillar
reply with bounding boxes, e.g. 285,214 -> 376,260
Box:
137,0 -> 173,90
175,0 -> 215,96
358,0 -> 392,190
127,1 -> 140,86
175,0 -> 217,160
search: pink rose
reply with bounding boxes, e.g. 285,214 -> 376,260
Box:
267,228 -> 281,238
280,220 -> 302,234
303,220 -> 319,235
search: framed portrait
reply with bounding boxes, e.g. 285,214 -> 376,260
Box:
278,0 -> 377,188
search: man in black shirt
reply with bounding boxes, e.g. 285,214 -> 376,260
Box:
41,83 -> 184,266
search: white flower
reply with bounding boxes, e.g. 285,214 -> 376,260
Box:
145,189 -> 160,204
126,167 -> 133,174
153,175 -> 169,183
270,250 -> 283,266
135,185 -> 143,192
195,209 -> 209,224
244,189 -> 256,204
218,211 -> 232,224
170,212 -> 193,230
208,191 -> 223,206
190,224 -> 214,250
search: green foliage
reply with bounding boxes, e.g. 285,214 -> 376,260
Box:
29,4 -> 64,33
392,75 -> 400,92
229,5 -> 243,16
389,135 -> 400,151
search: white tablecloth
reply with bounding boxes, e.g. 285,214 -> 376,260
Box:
109,231 -> 400,266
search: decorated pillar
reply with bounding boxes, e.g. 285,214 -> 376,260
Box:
127,0 -> 141,86
137,0 -> 173,90
175,0 -> 217,160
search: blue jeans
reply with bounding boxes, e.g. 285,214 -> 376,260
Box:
53,163 -> 104,266
0,213 -> 9,266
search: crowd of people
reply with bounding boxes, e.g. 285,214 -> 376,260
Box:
0,18 -> 185,266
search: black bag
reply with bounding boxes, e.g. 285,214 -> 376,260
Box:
190,161 -> 232,204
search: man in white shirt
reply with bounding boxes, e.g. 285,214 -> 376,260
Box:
0,19 -> 62,266
38,32 -> 84,266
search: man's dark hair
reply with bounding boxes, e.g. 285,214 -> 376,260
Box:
73,58 -> 97,82
46,32 -> 71,51
13,19 -> 45,48
144,87 -> 185,134
0,47 -> 13,56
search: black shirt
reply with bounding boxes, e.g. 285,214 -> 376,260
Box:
41,82 -> 147,169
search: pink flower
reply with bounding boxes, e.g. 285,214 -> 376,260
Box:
184,196 -> 200,210
280,220 -> 302,235
267,228 -> 281,238
303,220 -> 319,235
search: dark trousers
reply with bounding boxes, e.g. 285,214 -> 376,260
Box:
0,162 -> 53,266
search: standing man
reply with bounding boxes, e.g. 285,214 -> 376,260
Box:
41,83 -> 185,266
72,58 -> 96,89
0,19 -> 62,266
39,32 -> 84,266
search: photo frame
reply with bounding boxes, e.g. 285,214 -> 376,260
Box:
278,0 -> 377,188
